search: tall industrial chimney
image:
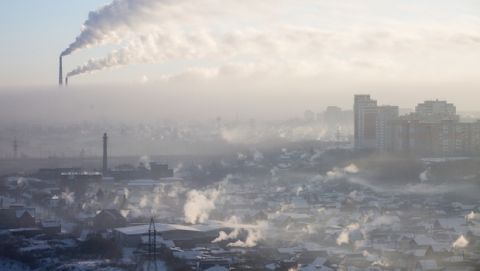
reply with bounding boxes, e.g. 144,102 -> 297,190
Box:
103,133 -> 108,175
59,56 -> 63,86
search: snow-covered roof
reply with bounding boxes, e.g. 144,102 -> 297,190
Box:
301,257 -> 332,271
15,208 -> 35,218
277,246 -> 303,255
127,179 -> 160,187
418,259 -> 438,270
204,266 -> 229,271
437,218 -> 467,232
414,235 -> 436,246
173,250 -> 203,260
40,219 -> 60,228
140,235 -> 175,248
115,221 -> 227,236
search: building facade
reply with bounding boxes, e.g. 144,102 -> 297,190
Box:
354,95 -> 480,157
354,95 -> 379,149
354,95 -> 399,151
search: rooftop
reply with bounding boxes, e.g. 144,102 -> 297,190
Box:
114,220 -> 228,236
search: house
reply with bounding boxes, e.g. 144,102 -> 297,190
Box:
398,236 -> 418,251
0,205 -> 36,229
93,209 -> 127,231
40,219 -> 61,235
415,259 -> 443,271
300,257 -> 334,271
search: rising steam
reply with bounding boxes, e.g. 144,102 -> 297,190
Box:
226,221 -> 267,248
336,223 -> 362,246
183,188 -> 220,224
452,235 -> 469,249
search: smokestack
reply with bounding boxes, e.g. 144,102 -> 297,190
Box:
103,133 -> 108,175
65,76 -> 69,86
59,56 -> 63,86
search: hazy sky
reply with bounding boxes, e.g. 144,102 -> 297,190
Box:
0,0 -> 479,117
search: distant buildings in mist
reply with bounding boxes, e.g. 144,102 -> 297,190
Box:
304,107 -> 353,125
354,95 -> 480,157
303,106 -> 353,142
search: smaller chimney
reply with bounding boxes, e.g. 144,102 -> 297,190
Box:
59,56 -> 63,86
65,76 -> 69,86
103,133 -> 108,176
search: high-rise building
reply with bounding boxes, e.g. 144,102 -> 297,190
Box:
375,106 -> 399,151
356,95 -> 480,157
354,95 -> 398,150
354,95 -> 378,149
415,100 -> 457,122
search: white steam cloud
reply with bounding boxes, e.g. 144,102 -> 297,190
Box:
61,190 -> 75,206
61,0 -> 164,57
336,223 -> 362,246
419,167 -> 432,182
466,211 -> 478,221
62,0 -> 480,81
183,188 -> 220,224
138,155 -> 151,170
212,229 -> 240,243
212,216 -> 265,247
227,221 -> 267,248
452,235 -> 469,249
326,164 -> 359,181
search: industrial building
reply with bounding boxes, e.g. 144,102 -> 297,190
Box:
113,221 -> 230,248
32,132 -> 174,182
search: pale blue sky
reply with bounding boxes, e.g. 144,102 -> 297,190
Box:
0,1 -> 108,87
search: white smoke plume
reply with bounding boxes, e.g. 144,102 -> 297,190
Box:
452,235 -> 469,249
63,0 -> 480,80
227,223 -> 266,248
466,211 -> 479,221
211,217 -> 268,248
336,223 -> 363,246
212,216 -> 252,243
365,215 -> 400,231
252,149 -> 264,162
326,164 -> 359,181
120,209 -> 130,218
139,195 -> 149,208
61,190 -> 75,206
348,190 -> 365,202
295,186 -> 304,196
344,164 -> 359,174
237,152 -> 247,161
184,187 -> 220,224
16,177 -> 27,188
212,229 -> 240,243
139,155 -> 152,170
419,167 -> 432,182
61,0 -> 164,56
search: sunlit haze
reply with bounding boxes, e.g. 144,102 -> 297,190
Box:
1,1 -> 480,270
